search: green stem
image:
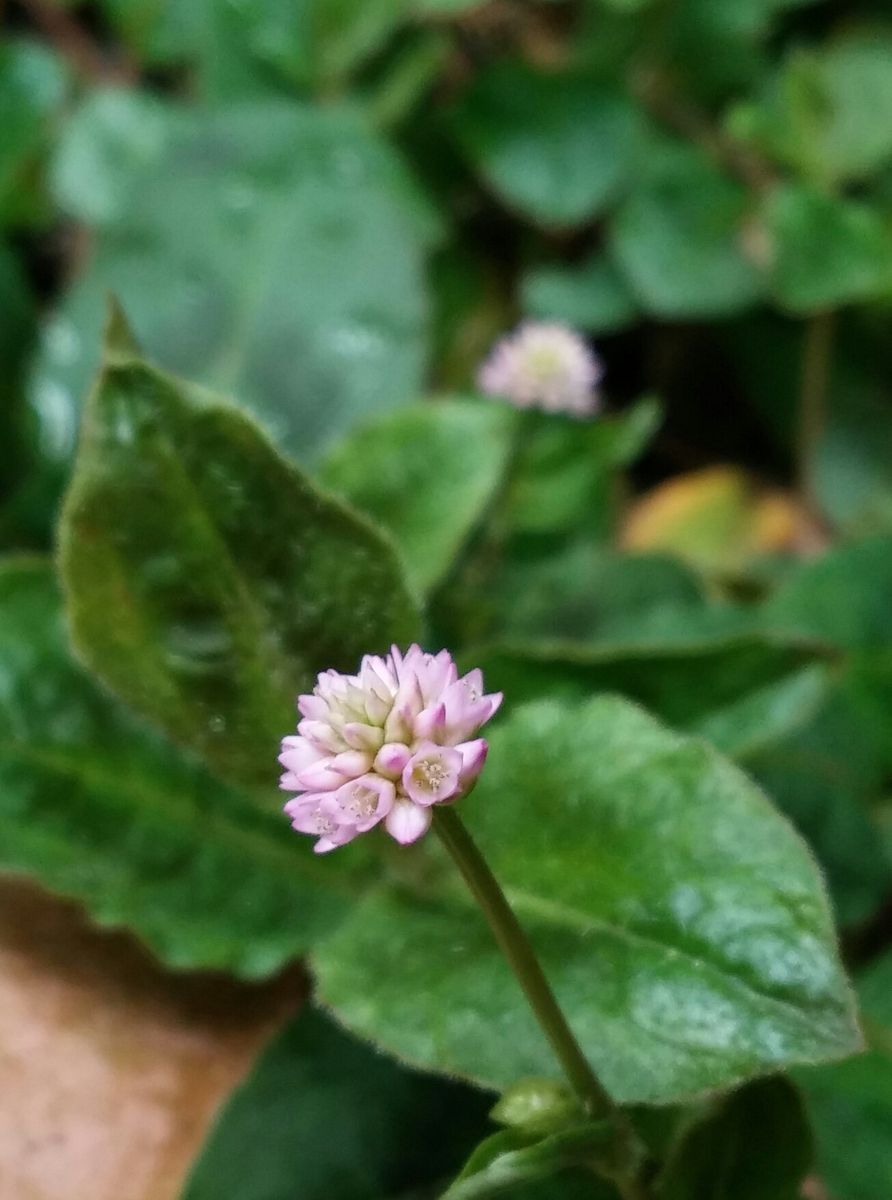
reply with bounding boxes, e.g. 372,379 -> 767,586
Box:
434,807 -> 648,1198
797,310 -> 835,516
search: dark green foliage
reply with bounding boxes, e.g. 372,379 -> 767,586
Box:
4,3 -> 892,1196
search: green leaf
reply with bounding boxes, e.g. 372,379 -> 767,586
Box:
656,1077 -> 812,1199
763,184 -> 892,313
443,1122 -> 616,1200
32,93 -> 434,475
320,399 -> 516,596
747,689 -> 892,927
610,139 -> 763,318
51,88 -> 170,225
815,370 -> 892,536
0,558 -> 359,977
235,0 -> 410,92
690,662 -> 831,761
474,613 -> 830,730
506,399 -> 661,536
59,312 -> 420,789
798,952 -> 892,1200
181,1005 -> 494,1200
763,534 -> 892,650
657,0 -> 808,104
363,29 -> 450,129
314,696 -> 860,1105
755,544 -> 892,919
101,0 -> 409,95
452,63 -> 642,228
415,0 -> 485,12
522,253 -> 639,334
456,545 -> 703,650
0,39 -> 67,227
731,30 -> 892,187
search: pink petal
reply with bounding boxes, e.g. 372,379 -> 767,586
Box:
385,799 -> 433,845
413,702 -> 446,740
457,738 -> 488,789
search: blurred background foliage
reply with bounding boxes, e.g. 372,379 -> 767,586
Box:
4,1 -> 892,1197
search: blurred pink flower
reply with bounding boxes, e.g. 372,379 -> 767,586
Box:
477,321 -> 603,416
280,646 -> 502,853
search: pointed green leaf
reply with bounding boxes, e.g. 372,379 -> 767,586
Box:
0,559 -> 360,977
314,697 -> 860,1105
181,1006 -> 493,1200
443,1122 -> 616,1200
59,315 -> 420,788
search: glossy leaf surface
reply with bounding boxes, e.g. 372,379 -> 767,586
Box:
59,313 -> 420,788
314,697 -> 859,1105
32,93 -> 433,471
0,559 -> 359,977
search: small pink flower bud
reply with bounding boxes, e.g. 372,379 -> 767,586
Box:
385,798 -> 433,845
374,742 -> 412,779
457,738 -> 488,792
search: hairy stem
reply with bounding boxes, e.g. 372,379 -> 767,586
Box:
434,807 -> 648,1198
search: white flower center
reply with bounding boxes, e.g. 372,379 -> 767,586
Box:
413,759 -> 447,793
346,785 -> 378,819
525,346 -> 563,381
314,811 -> 336,835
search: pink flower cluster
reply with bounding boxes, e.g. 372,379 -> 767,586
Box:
279,646 -> 502,853
478,321 -> 603,417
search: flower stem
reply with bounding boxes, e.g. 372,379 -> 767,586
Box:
797,310 -> 835,516
434,807 -> 648,1198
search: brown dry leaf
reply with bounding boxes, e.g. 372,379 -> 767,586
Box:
0,877 -> 303,1200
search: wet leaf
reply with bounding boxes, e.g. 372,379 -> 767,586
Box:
59,310 -> 420,789
32,93 -> 434,478
314,696 -> 860,1105
0,559 -> 360,976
